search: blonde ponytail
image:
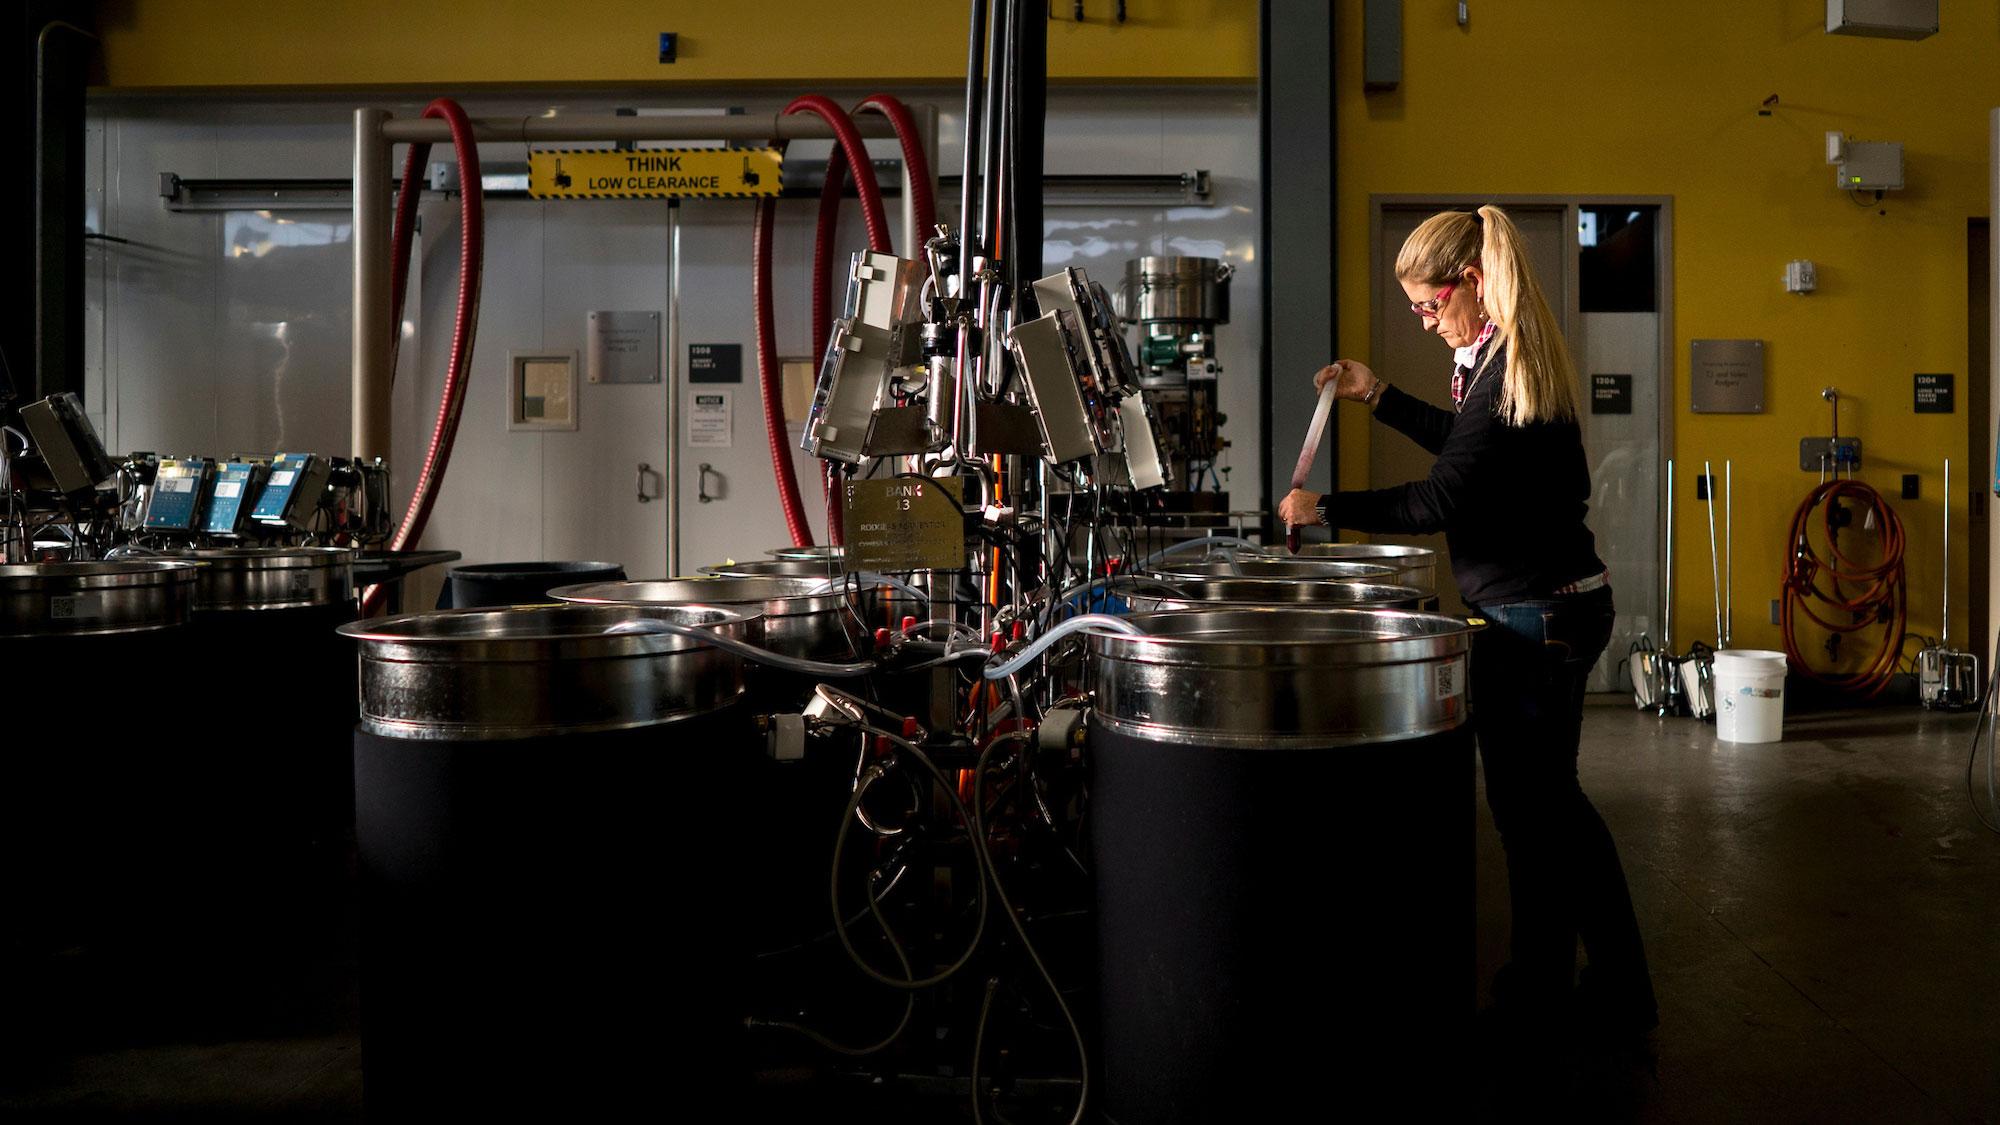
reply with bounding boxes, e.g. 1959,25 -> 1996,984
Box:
1476,205 -> 1579,426
1394,205 -> 1580,426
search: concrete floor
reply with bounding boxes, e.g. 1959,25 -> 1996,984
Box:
1488,698 -> 2000,1124
7,698 -> 1998,1121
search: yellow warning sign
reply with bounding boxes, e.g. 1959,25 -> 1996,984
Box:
528,148 -> 782,200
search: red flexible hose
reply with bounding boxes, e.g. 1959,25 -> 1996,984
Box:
360,98 -> 484,615
754,96 -> 894,548
852,94 -> 937,239
754,194 -> 815,548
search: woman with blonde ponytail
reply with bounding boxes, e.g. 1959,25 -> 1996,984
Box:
1280,205 -> 1656,1072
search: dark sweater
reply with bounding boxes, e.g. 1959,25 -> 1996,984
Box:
1317,345 -> 1604,607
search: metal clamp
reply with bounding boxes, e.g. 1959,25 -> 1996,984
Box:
698,463 -> 719,504
636,462 -> 660,503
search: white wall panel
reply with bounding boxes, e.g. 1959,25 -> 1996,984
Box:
87,87 -> 1261,580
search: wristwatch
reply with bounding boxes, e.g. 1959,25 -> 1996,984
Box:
1363,378 -> 1385,407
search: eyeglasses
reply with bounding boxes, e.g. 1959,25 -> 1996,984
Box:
1409,281 -> 1456,320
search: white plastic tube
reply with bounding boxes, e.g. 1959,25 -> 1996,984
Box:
604,617 -> 876,678
982,613 -> 1143,681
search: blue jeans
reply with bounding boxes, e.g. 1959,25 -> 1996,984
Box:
1472,587 -> 1655,1025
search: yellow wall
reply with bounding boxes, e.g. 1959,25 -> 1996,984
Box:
1337,0 -> 1995,659
92,1 -> 1257,89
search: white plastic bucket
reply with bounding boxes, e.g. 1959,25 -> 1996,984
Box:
1713,649 -> 1788,743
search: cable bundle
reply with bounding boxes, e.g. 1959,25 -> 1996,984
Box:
1779,478 -> 1907,698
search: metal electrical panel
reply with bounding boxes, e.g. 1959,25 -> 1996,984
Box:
20,392 -> 116,494
1826,0 -> 1937,39
801,251 -> 926,464
1010,313 -> 1101,466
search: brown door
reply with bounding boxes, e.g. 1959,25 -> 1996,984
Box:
1371,204 -> 1570,613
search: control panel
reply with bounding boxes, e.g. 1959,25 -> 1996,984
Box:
251,453 -> 329,528
143,458 -> 216,531
202,460 -> 269,535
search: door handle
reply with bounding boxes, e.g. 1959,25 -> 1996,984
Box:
698,463 -> 720,504
636,462 -> 660,503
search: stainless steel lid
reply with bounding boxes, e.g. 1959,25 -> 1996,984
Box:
551,577 -> 845,618
175,547 -> 356,611
765,545 -> 846,562
0,560 -> 198,637
700,558 -> 844,580
1123,577 -> 1426,612
1267,542 -> 1437,593
1089,607 -> 1480,747
1149,557 -> 1399,584
551,576 -> 863,662
338,604 -> 755,741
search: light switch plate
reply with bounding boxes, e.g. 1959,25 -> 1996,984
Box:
508,351 -> 579,431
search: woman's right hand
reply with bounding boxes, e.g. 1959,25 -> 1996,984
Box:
1314,359 -> 1377,401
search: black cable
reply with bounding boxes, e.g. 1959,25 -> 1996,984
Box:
970,729 -> 1089,1125
752,769 -> 918,1056
832,727 -> 991,989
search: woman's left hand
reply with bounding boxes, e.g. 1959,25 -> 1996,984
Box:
1279,488 -> 1323,528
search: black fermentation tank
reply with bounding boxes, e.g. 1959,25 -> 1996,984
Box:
340,603 -> 755,1120
1087,606 -> 1481,1123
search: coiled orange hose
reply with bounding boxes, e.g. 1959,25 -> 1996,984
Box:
1779,478 -> 1907,698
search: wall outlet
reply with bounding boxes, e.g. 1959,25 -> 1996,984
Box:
1901,474 -> 1919,500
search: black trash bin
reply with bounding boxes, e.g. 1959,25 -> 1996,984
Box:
439,560 -> 625,608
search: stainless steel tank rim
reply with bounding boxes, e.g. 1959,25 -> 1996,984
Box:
0,560 -> 201,590
357,695 -> 743,742
337,604 -> 759,660
177,547 -> 356,571
1090,608 -> 1481,668
1087,711 -> 1466,750
548,577 -> 850,619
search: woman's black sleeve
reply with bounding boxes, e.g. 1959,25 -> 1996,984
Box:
1371,384 -> 1454,455
1316,397 -> 1489,534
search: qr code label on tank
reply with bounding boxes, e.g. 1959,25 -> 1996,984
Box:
1435,659 -> 1463,700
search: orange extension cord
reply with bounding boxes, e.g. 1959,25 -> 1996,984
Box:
1779,478 -> 1907,699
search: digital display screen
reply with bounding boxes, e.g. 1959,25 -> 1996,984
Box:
159,476 -> 195,493
214,480 -> 243,499
269,470 -> 297,487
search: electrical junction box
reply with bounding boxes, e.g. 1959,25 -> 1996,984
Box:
252,453 -> 329,528
1826,0 -> 1936,40
1835,140 -> 1903,191
143,458 -> 215,532
203,461 -> 268,535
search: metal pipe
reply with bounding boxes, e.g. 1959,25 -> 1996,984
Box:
1664,458 -> 1675,652
958,0 -> 990,288
1724,459 -> 1733,648
1705,459 -> 1721,646
352,108 -> 393,459
666,200 -> 683,576
1944,458 -> 1952,649
979,0 -> 1012,259
378,114 -> 895,145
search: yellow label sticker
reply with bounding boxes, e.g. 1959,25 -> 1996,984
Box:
528,148 -> 782,199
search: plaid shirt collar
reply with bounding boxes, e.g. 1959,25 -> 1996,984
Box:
1450,319 -> 1499,406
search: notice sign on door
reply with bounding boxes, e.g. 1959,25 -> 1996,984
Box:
689,390 -> 732,447
1590,374 -> 1632,415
